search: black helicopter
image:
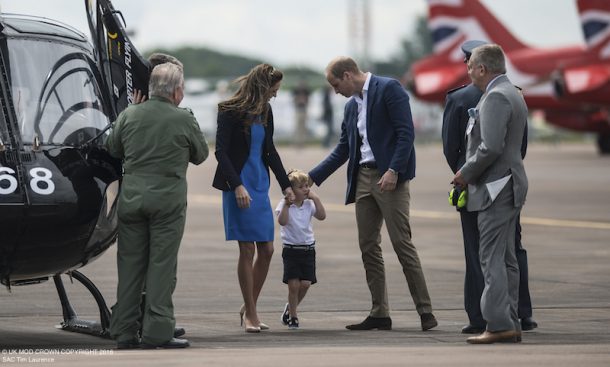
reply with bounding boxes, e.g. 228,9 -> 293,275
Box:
0,0 -> 149,337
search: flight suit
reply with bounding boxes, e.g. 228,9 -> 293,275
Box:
106,96 -> 208,346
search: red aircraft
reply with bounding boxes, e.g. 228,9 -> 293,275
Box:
405,0 -> 610,153
553,0 -> 610,152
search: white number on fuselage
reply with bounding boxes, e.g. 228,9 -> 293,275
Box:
0,167 -> 55,195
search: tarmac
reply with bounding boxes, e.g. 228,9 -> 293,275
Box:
1,143 -> 609,366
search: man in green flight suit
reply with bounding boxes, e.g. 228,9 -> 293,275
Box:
107,62 -> 209,349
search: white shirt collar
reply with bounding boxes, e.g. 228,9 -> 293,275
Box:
362,72 -> 372,94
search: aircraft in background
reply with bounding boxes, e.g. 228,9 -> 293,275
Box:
0,0 -> 149,337
405,0 -> 610,154
553,0 -> 610,152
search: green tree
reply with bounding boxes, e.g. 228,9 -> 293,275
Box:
373,15 -> 433,78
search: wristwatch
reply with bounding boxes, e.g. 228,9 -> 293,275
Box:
388,168 -> 398,176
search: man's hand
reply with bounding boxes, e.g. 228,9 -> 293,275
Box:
235,185 -> 252,209
132,89 -> 147,105
377,170 -> 398,192
452,170 -> 467,187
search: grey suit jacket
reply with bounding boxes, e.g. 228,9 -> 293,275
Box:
460,75 -> 528,212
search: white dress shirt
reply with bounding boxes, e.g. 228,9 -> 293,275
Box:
354,72 -> 375,164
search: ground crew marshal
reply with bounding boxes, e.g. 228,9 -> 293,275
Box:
106,62 -> 209,349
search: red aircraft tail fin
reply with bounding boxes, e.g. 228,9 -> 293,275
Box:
577,0 -> 610,55
427,0 -> 527,55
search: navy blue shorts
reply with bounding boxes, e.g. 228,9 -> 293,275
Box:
282,247 -> 317,284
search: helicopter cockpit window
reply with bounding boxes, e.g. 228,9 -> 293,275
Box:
7,38 -> 110,147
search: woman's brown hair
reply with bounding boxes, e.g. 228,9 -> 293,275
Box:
218,63 -> 283,125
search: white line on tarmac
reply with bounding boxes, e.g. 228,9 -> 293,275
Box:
189,194 -> 610,230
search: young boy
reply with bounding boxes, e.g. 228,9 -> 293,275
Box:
276,169 -> 326,329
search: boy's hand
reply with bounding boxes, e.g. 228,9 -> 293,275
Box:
307,190 -> 318,200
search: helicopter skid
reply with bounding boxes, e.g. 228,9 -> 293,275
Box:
53,271 -> 112,339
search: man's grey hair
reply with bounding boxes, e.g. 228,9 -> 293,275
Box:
470,44 -> 506,75
149,62 -> 184,99
148,53 -> 183,69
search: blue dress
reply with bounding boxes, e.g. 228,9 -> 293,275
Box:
222,123 -> 274,241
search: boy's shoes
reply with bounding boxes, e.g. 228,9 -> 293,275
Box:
288,317 -> 299,329
281,303 -> 290,325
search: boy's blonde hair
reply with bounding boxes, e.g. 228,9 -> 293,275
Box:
287,169 -> 309,187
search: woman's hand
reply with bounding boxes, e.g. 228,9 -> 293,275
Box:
284,187 -> 295,204
235,185 -> 252,209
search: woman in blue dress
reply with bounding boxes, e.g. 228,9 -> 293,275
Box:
213,64 -> 294,333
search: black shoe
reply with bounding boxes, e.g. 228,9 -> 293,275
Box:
521,317 -> 538,331
173,327 -> 186,338
346,316 -> 392,330
281,303 -> 290,325
141,337 -> 190,349
288,317 -> 299,329
420,313 -> 438,331
116,337 -> 140,350
461,324 -> 486,334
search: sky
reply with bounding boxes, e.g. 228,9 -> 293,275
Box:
1,0 -> 584,70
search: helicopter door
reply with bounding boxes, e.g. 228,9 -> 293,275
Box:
0,41 -> 26,206
85,0 -> 150,120
0,101 -> 25,205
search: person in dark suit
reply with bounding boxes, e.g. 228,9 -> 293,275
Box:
443,40 -> 537,335
212,64 -> 295,333
309,56 -> 437,331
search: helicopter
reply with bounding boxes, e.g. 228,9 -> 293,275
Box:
0,0 -> 150,337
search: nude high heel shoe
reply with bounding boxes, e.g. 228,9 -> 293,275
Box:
242,314 -> 261,333
240,304 -> 269,330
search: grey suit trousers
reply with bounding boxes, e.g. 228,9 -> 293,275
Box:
354,167 -> 433,317
477,184 -> 521,332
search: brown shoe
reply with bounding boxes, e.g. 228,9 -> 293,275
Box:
420,313 -> 438,331
467,330 -> 520,344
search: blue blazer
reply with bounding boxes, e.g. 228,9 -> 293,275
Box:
309,75 -> 416,204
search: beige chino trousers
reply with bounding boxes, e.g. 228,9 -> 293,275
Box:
355,167 -> 433,317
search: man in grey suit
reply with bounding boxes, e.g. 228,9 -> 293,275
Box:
453,44 -> 528,344
443,41 -> 537,334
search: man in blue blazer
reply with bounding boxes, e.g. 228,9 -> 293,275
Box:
309,57 -> 437,331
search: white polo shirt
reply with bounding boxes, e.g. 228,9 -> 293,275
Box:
275,199 -> 316,245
